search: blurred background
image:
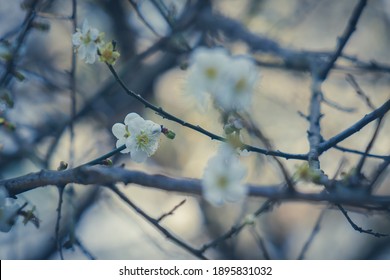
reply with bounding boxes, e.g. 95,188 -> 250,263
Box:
0,0 -> 389,259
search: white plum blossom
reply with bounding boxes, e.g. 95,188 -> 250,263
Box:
186,47 -> 230,107
0,186 -> 19,232
187,47 -> 260,112
112,113 -> 162,163
72,19 -> 104,64
202,143 -> 248,206
112,113 -> 141,153
126,114 -> 162,163
213,57 -> 258,111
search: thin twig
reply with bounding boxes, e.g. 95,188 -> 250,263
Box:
249,226 -> 271,260
319,0 -> 368,80
355,117 -> 383,175
241,113 -> 295,191
334,145 -> 389,160
200,199 -> 275,253
368,159 -> 390,191
55,185 -> 66,260
337,204 -> 387,237
75,237 -> 96,260
157,199 -> 187,223
318,99 -> 390,154
0,0 -> 39,87
322,95 -> 356,113
106,64 -> 306,160
345,74 -> 376,110
108,184 -> 207,259
127,0 -> 161,37
297,208 -> 327,260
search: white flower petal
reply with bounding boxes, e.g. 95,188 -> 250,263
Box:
213,56 -> 259,111
186,47 -> 231,109
124,112 -> 141,125
81,19 -> 89,35
131,149 -> 148,163
112,123 -> 126,139
202,144 -> 247,206
72,32 -> 82,46
89,27 -> 99,41
77,45 -> 87,60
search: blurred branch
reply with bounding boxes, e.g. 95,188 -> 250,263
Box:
318,0 -> 367,80
108,184 -> 207,260
200,199 -> 275,253
55,185 -> 65,260
297,208 -> 327,259
2,165 -> 390,210
334,145 -> 388,160
249,226 -> 271,260
307,78 -> 323,169
127,0 -> 161,37
355,117 -> 383,175
0,0 -> 40,87
345,74 -> 376,110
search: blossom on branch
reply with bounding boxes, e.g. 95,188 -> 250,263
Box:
186,47 -> 230,107
112,113 -> 162,163
98,41 -> 120,65
202,143 -> 248,206
72,19 -> 104,64
187,47 -> 260,112
112,113 -> 141,153
214,57 -> 258,111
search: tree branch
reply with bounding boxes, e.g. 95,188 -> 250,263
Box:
2,166 -> 389,209
318,99 -> 390,154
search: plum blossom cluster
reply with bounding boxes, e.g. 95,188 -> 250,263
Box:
0,186 -> 20,232
72,20 -> 119,65
202,143 -> 248,206
187,47 -> 259,112
112,113 -> 162,163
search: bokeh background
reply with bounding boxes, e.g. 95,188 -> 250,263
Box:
0,0 -> 389,259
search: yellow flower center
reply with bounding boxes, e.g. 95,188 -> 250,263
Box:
217,175 -> 229,189
205,67 -> 217,80
136,132 -> 150,148
234,77 -> 247,94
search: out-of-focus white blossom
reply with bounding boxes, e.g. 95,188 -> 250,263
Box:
187,47 -> 259,112
202,143 -> 247,206
213,57 -> 258,111
72,19 -> 104,64
186,47 -> 230,108
0,186 -> 19,232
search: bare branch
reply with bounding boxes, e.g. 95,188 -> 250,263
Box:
2,166 -> 390,209
318,0 -> 368,80
318,99 -> 390,154
108,184 -> 207,259
297,208 -> 327,260
337,204 -> 387,237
